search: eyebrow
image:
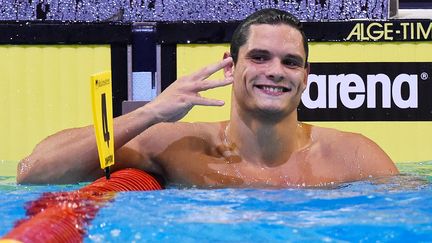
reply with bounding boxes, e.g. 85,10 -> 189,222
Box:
245,49 -> 271,58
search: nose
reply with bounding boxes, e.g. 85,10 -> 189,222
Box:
265,60 -> 285,83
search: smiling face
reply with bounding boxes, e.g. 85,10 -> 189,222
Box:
230,24 -> 309,120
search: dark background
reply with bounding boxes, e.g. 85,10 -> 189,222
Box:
400,0 -> 432,9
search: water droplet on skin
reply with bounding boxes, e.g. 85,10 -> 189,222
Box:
18,158 -> 32,174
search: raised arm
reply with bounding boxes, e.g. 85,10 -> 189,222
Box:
17,57 -> 233,184
17,107 -> 160,184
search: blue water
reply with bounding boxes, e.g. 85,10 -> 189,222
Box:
1,162 -> 432,242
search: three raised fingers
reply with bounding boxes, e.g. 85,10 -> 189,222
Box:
190,57 -> 233,81
194,77 -> 233,92
188,95 -> 226,107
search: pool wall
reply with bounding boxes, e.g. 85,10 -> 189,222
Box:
0,23 -> 131,164
0,45 -> 110,162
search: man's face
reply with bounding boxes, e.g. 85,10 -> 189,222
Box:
231,24 -> 308,118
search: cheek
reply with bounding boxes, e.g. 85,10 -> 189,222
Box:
240,65 -> 261,84
296,74 -> 308,94
293,70 -> 307,85
233,67 -> 249,86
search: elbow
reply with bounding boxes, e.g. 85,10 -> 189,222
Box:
16,159 -> 29,184
16,156 -> 42,184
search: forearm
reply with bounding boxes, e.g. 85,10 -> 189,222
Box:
17,105 -> 160,184
17,57 -> 234,184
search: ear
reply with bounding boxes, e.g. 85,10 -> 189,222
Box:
223,52 -> 234,79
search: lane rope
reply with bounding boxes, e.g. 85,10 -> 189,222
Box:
1,168 -> 163,243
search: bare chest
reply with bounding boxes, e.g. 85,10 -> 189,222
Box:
157,146 -> 354,188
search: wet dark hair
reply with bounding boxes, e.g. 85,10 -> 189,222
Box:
230,8 -> 309,67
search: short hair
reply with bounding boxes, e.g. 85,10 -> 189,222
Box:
230,8 -> 309,67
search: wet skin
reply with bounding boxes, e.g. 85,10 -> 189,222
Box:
114,121 -> 397,188
111,24 -> 398,188
17,24 -> 398,187
231,24 -> 308,119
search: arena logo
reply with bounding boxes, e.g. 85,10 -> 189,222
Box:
301,73 -> 418,109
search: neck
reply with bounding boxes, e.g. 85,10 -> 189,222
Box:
226,108 -> 308,167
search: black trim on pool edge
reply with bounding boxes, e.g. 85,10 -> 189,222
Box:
0,22 -> 132,44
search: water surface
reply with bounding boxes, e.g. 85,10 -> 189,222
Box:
1,161 -> 431,242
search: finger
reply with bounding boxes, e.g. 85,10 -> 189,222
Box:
194,77 -> 233,91
189,96 -> 225,107
191,57 -> 233,80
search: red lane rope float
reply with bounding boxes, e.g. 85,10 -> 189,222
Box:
1,168 -> 163,243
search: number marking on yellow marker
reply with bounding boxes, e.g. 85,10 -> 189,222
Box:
90,71 -> 115,171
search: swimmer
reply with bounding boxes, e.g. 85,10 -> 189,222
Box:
17,8 -> 398,187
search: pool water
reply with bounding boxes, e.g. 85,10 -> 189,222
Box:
1,161 -> 432,242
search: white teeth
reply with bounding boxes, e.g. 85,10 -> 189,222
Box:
262,86 -> 284,92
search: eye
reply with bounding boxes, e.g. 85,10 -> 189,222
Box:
282,59 -> 302,68
249,54 -> 269,63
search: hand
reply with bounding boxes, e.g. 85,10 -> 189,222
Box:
146,57 -> 234,122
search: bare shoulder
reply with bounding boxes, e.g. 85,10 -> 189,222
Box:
310,125 -> 399,177
134,121 -> 224,156
113,121 -> 224,175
